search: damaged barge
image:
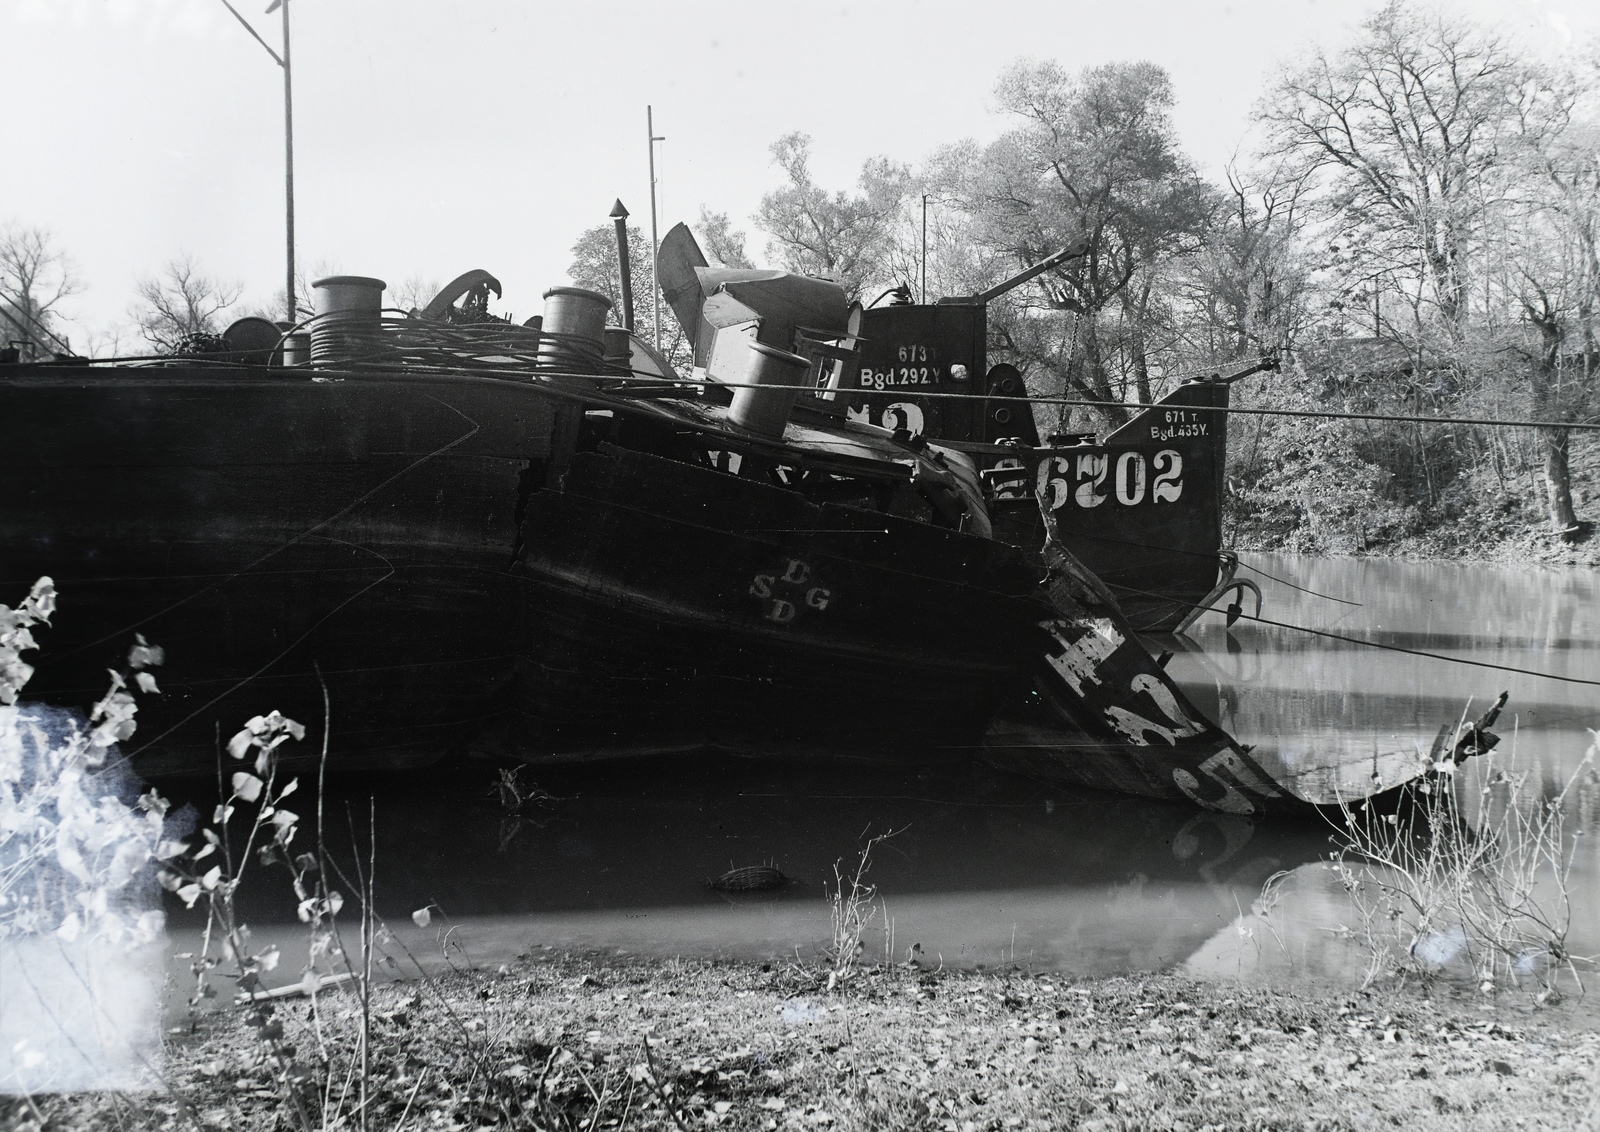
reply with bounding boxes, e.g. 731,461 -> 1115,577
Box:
0,229 -> 1448,815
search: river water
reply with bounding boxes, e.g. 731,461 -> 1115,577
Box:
170,555 -> 1599,1017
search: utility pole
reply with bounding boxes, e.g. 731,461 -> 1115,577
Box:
647,106 -> 665,349
920,194 -> 928,304
220,0 -> 296,324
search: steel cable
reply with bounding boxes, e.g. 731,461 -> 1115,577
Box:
46,339 -> 1600,433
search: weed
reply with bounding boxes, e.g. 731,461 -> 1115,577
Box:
641,1035 -> 690,1132
825,828 -> 901,991
1,578 -> 184,1105
0,577 -> 56,707
1,591 -> 168,945
1326,699 -> 1595,999
6,579 -> 407,1128
490,764 -> 554,815
489,764 -> 558,850
157,711 -> 327,1126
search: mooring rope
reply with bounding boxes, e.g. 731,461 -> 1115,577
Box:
1027,526 -> 1367,608
1219,608 -> 1600,688
1111,576 -> 1600,689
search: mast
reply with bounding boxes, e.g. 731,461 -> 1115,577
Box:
223,0 -> 295,323
647,106 -> 665,350
280,0 -> 295,323
920,193 -> 928,304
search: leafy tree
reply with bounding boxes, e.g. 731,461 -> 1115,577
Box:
131,256 -> 243,352
0,225 -> 82,360
566,224 -> 690,370
754,132 -> 911,301
1502,95 -> 1598,533
1506,73 -> 1598,370
1257,1 -> 1593,537
876,180 -> 1006,305
695,207 -> 754,269
568,223 -> 649,319
934,60 -> 1216,423
1531,117 -> 1600,367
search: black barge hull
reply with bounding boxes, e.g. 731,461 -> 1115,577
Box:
2,361 -> 1426,817
0,365 -> 552,773
510,446 -> 1044,756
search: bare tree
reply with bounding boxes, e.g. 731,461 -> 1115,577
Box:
132,256 -> 243,352
1518,286 -> 1584,533
390,275 -> 443,316
0,224 -> 82,360
241,270 -> 317,326
1171,162 -> 1313,363
1258,1 -> 1531,334
1503,92 -> 1598,536
85,325 -> 138,360
1250,3 -> 1600,538
1513,91 -> 1600,378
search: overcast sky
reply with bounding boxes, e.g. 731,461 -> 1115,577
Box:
6,0 -> 1597,346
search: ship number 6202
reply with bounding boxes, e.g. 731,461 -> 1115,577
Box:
1036,449 -> 1184,510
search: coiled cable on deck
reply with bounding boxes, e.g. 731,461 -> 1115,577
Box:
296,311 -> 635,377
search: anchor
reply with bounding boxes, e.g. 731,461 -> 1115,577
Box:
1173,551 -> 1263,635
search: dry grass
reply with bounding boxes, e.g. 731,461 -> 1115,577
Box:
824,830 -> 900,993
1326,720 -> 1597,1000
11,955 -> 1600,1131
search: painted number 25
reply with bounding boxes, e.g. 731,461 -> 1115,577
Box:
1036,449 -> 1184,510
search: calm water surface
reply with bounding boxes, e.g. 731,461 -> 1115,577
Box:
169,555 -> 1600,1018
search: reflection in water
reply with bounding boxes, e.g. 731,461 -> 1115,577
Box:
189,758 -> 1331,981
165,557 -> 1598,1018
1186,830 -> 1600,1005
1173,557 -> 1600,1011
163,759 -> 1358,1012
1176,555 -> 1598,761
1170,556 -> 1600,814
